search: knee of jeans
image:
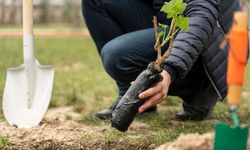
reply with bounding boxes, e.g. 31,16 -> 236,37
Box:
101,39 -> 137,84
101,41 -> 122,80
101,37 -> 147,84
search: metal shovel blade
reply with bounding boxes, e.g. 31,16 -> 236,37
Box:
3,60 -> 54,128
214,122 -> 249,150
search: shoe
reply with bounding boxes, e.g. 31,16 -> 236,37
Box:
176,84 -> 218,121
95,96 -> 122,120
176,110 -> 208,121
95,96 -> 157,120
95,108 -> 113,120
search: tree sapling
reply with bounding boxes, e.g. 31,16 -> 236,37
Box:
111,0 -> 189,132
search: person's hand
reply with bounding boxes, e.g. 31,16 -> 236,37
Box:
138,70 -> 171,113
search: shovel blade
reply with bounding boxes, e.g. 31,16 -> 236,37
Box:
214,122 -> 249,150
3,60 -> 54,128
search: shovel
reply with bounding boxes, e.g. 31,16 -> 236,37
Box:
2,0 -> 54,128
214,12 -> 249,150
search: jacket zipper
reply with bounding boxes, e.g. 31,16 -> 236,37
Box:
203,64 -> 223,100
202,20 -> 226,100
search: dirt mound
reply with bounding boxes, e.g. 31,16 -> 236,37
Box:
156,132 -> 250,150
0,107 -> 93,150
0,107 -> 152,150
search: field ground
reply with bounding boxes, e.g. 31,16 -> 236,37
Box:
0,36 -> 249,149
0,28 -> 89,37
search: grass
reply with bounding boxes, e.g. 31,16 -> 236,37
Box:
0,23 -> 84,29
0,136 -> 10,149
0,36 -> 250,148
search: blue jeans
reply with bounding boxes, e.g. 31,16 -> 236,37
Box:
82,0 -> 216,113
82,0 -> 160,95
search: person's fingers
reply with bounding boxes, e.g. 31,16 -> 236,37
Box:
138,91 -> 166,113
139,83 -> 163,99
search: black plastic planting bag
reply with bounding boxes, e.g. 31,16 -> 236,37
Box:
111,62 -> 163,132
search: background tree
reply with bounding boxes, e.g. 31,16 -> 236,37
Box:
39,0 -> 49,23
0,0 -> 5,24
9,0 -> 17,24
62,0 -> 82,28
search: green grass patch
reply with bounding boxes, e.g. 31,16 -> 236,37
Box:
0,136 -> 10,149
0,23 -> 84,29
79,111 -> 107,126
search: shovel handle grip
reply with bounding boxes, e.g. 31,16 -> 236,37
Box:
23,0 -> 33,35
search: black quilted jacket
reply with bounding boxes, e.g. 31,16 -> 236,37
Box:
153,0 -> 241,99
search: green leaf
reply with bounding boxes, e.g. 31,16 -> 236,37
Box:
176,15 -> 189,31
160,2 -> 174,18
158,31 -> 164,37
160,0 -> 187,19
159,23 -> 168,29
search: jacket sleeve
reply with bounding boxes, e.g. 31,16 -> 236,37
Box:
161,0 -> 221,80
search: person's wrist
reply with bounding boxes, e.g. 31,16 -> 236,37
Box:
161,70 -> 171,85
163,65 -> 177,82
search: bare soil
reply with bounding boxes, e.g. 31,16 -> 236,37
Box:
0,107 -> 153,150
1,107 -> 249,150
1,107 -> 91,150
156,132 -> 250,150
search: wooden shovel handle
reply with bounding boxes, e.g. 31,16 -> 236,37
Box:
23,0 -> 33,35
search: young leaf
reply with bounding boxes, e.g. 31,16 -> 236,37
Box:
160,0 -> 187,19
158,31 -> 164,37
160,2 -> 175,18
176,15 -> 189,31
173,0 -> 187,15
159,23 -> 168,29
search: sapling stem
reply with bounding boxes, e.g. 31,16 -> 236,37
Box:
153,17 -> 177,71
153,16 -> 162,61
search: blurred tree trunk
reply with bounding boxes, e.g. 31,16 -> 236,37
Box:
0,0 -> 5,24
71,4 -> 82,28
62,0 -> 73,23
62,0 -> 82,28
9,0 -> 17,23
39,0 -> 49,23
